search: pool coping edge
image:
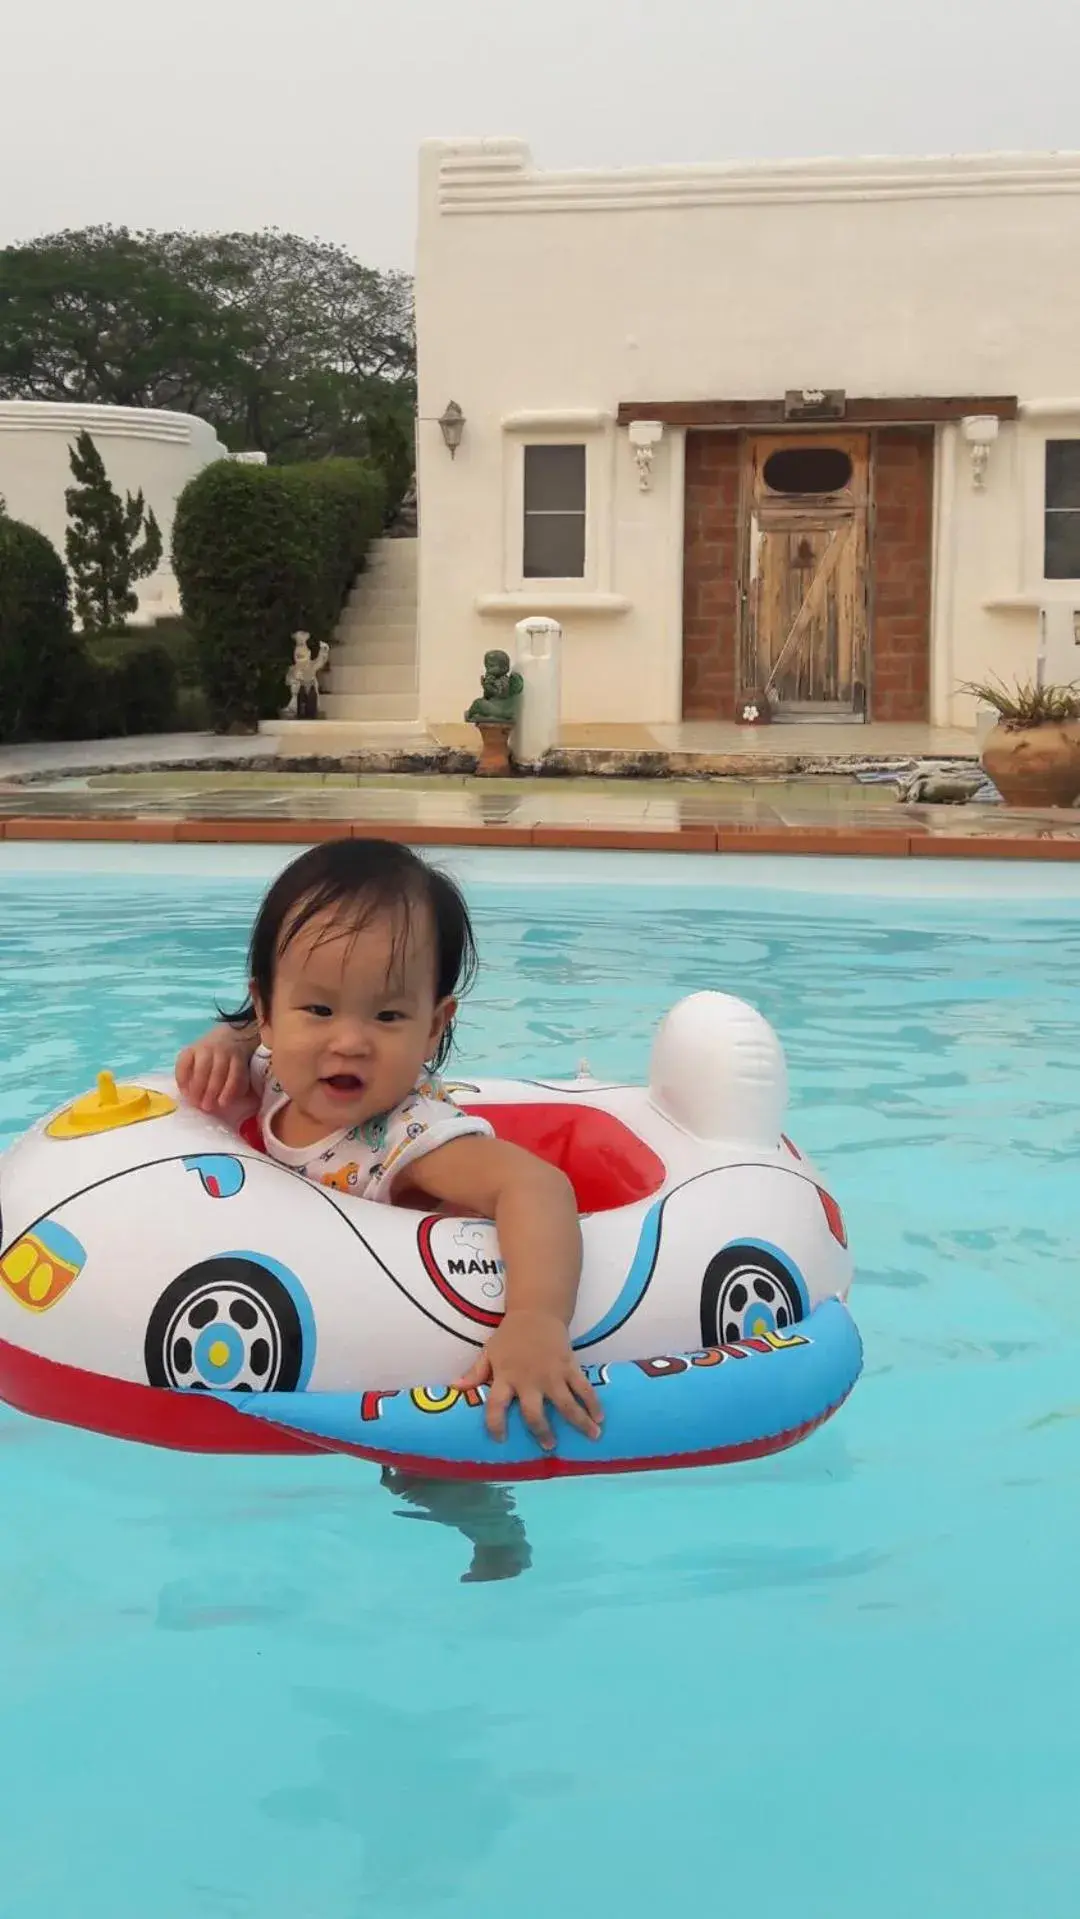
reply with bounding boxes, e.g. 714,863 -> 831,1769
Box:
2,818 -> 1080,860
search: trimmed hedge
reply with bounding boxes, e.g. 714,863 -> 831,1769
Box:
171,457 -> 385,731
0,509 -> 82,743
0,507 -> 180,743
82,636 -> 180,736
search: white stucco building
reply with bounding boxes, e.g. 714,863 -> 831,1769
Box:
415,140 -> 1080,730
0,401 -> 229,623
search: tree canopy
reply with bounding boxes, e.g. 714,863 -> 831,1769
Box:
0,225 -> 415,491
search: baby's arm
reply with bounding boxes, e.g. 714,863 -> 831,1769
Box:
403,1137 -> 602,1451
175,1019 -> 259,1111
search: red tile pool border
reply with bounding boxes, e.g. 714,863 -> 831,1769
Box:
3,817 -> 1080,859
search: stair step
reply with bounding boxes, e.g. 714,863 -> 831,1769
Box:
360,545 -> 418,583
344,603 -> 416,627
333,635 -> 415,667
349,578 -> 416,597
345,602 -> 417,624
322,691 -> 418,721
329,662 -> 415,695
335,617 -> 416,642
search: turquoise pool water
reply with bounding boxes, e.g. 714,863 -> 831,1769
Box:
2,845 -> 1079,1919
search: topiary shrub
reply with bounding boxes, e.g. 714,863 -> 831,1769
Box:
0,508 -> 82,743
172,457 -> 385,731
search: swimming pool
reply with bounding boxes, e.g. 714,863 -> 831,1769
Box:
2,844 -> 1079,1919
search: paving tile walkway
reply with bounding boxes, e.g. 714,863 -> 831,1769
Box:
1,729 -> 1078,859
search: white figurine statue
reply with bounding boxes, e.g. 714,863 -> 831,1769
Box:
284,631 -> 330,720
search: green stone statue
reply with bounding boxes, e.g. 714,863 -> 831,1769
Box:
465,649 -> 523,725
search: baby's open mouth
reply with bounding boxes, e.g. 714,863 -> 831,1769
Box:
322,1074 -> 364,1093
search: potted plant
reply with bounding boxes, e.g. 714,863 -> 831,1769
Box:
962,677 -> 1080,807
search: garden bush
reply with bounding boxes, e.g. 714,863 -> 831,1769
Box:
82,639 -> 180,736
0,507 -> 82,743
172,457 -> 385,731
0,506 -> 180,741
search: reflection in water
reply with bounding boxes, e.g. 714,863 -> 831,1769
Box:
380,1468 -> 532,1583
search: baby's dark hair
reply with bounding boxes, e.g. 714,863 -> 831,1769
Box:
220,838 -> 478,1070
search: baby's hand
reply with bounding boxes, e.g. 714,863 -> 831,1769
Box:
455,1310 -> 603,1452
175,1026 -> 254,1113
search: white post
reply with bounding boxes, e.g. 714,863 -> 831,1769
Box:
512,617 -> 563,762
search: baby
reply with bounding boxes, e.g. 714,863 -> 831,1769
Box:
175,838 -> 602,1453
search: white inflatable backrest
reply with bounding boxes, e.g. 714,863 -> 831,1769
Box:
648,992 -> 789,1146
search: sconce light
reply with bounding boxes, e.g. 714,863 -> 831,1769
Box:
962,414 -> 999,490
438,401 -> 465,458
627,419 -> 664,491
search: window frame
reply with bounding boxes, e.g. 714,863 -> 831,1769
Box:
521,442 -> 588,582
500,420 -> 613,595
1043,438 -> 1080,581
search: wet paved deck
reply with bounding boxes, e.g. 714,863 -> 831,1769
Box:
2,769 -> 1079,858
1,730 -> 1078,859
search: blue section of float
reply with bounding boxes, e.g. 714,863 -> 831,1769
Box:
230,1297 -> 862,1472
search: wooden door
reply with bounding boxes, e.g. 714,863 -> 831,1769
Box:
739,434 -> 869,717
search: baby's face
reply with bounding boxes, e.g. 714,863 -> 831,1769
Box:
256,901 -> 452,1142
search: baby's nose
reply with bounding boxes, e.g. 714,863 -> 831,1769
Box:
333,1022 -> 373,1057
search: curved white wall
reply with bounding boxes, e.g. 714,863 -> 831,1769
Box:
0,401 -> 229,624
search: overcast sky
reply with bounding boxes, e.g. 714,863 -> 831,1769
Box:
4,0 -> 1079,268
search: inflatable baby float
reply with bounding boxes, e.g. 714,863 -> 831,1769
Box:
0,993 -> 861,1479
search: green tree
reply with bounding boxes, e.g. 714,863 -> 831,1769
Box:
0,228 -> 249,412
64,429 -> 163,636
0,226 -> 416,505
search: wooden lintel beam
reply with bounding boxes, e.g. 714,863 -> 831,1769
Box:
615,396 -> 1019,429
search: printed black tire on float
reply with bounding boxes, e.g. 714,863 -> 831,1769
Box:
144,1257 -> 304,1393
699,1244 -> 804,1347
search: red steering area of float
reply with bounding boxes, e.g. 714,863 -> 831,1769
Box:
242,1100 -> 666,1214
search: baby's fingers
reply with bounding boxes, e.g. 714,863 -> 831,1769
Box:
552,1380 -> 602,1441
179,1046 -> 213,1107
569,1366 -> 604,1431
453,1351 -> 492,1392
483,1378 -> 514,1443
215,1052 -> 250,1110
518,1389 -> 555,1452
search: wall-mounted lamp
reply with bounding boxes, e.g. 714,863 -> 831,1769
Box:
627,419 -> 664,491
438,401 -> 465,458
961,414 -> 1000,490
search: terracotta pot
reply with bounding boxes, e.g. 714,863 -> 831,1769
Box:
981,719 -> 1080,808
473,720 -> 515,778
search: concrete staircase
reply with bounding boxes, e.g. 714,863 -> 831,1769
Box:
264,538 -> 421,745
321,538 -> 418,723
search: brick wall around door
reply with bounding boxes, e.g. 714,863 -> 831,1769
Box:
681,431 -> 741,719
680,424 -> 934,721
870,428 -> 934,723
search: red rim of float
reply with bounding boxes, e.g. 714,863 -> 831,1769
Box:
0,1334 -> 854,1479
0,1336 -> 320,1455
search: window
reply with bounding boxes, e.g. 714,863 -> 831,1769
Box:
763,446 -> 853,494
1045,441 -> 1080,578
523,444 -> 586,578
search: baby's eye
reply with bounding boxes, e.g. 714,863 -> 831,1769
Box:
376,1010 -> 407,1024
304,1004 -> 333,1019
